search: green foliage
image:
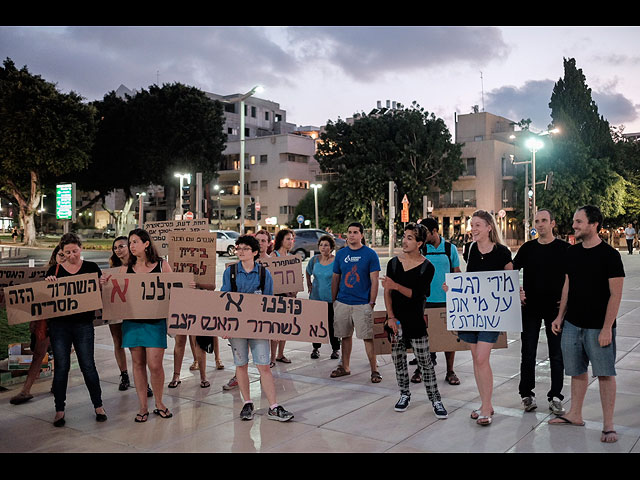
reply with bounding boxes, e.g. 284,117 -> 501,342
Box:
314,102 -> 463,231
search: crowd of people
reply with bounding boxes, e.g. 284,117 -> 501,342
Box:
6,204 -> 625,444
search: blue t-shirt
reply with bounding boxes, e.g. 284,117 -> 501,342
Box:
333,245 -> 381,305
306,255 -> 334,302
221,261 -> 274,295
424,236 -> 460,304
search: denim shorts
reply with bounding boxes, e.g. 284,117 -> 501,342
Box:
229,338 -> 271,367
457,330 -> 501,344
561,320 -> 616,377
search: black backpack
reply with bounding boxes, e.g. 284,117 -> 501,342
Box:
425,240 -> 454,273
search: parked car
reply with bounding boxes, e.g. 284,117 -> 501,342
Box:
291,229 -> 346,259
210,230 -> 240,256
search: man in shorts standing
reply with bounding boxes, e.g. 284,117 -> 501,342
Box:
550,206 -> 624,443
330,222 -> 382,383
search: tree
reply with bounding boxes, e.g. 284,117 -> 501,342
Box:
535,58 -> 621,233
0,58 -> 95,245
315,102 -> 463,231
73,83 -> 227,235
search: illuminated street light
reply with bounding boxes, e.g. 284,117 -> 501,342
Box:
310,183 -> 322,229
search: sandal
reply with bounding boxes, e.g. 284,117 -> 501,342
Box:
153,407 -> 173,419
476,415 -> 492,426
135,412 -> 149,423
445,371 -> 460,385
189,361 -> 199,371
601,430 -> 618,443
269,361 -> 276,368
330,365 -> 350,378
371,371 -> 382,383
276,356 -> 291,364
216,359 -> 224,370
168,373 -> 181,388
200,380 -> 211,388
470,409 -> 494,420
10,392 -> 34,405
410,369 -> 422,383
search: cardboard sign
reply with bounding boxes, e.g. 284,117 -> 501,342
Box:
93,267 -> 122,326
0,266 -> 48,306
168,231 -> 217,290
144,219 -> 209,257
445,270 -> 522,333
4,273 -> 102,325
167,287 -> 329,343
426,307 -> 507,351
256,255 -> 304,294
373,310 -> 392,355
100,272 -> 194,321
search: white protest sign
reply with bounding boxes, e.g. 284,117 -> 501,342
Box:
445,270 -> 522,332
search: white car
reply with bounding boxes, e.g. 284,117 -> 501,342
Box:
210,230 -> 240,256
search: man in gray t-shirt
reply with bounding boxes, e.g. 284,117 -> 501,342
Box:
624,223 -> 636,255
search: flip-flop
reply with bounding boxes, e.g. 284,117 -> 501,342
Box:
168,374 -> 181,388
601,430 -> 618,443
9,392 -> 34,405
134,412 -> 149,423
153,407 -> 173,419
548,415 -> 585,426
200,380 -> 211,388
470,409 -> 494,420
445,371 -> 460,385
476,415 -> 492,426
371,371 -> 382,383
330,365 -> 350,378
276,356 -> 291,364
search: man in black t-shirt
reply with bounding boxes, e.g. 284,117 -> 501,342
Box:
513,209 -> 569,415
550,206 -> 624,444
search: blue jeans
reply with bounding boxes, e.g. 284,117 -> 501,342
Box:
48,320 -> 103,412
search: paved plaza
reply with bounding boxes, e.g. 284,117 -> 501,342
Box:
1,248 -> 640,453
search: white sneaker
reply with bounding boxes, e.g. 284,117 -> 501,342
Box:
522,396 -> 537,412
549,397 -> 565,415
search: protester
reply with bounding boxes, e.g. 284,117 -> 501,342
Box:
306,234 -> 340,359
382,223 -> 448,419
45,233 -> 106,427
221,235 -> 294,421
269,228 -> 296,366
9,245 -> 65,405
513,209 -> 569,415
330,222 -> 382,383
103,228 -> 173,423
550,206 -> 624,444
445,210 -> 512,426
624,223 -> 636,255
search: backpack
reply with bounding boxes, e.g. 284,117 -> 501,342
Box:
229,261 -> 266,293
388,256 -> 433,279
425,240 -> 455,273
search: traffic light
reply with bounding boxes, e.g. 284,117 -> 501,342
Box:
182,184 -> 193,212
247,202 -> 255,219
235,206 -> 241,218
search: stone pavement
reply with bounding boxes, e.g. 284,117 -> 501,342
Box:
1,249 -> 639,453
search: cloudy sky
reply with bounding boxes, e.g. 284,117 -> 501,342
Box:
2,26 -> 639,135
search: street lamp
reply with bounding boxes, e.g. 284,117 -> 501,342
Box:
39,194 -> 47,234
310,183 -> 322,229
213,184 -> 224,229
226,85 -> 264,234
174,173 -> 191,219
136,192 -> 146,228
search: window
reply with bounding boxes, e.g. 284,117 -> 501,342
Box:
279,206 -> 295,214
260,154 -> 268,164
463,158 -> 476,176
250,181 -> 258,192
265,112 -> 270,121
250,155 -> 256,165
260,180 -> 268,190
251,106 -> 257,118
279,178 -> 309,189
224,103 -> 236,114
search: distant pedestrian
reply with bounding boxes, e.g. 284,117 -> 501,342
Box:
624,223 -> 636,255
269,228 -> 296,366
550,206 -> 624,444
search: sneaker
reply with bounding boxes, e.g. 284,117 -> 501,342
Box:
267,405 -> 294,422
240,402 -> 254,421
522,396 -> 537,412
223,376 -> 238,391
549,397 -> 565,415
394,394 -> 411,412
432,400 -> 448,419
330,350 -> 340,360
310,348 -> 320,359
118,371 -> 130,391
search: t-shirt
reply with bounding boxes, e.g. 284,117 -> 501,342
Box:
46,260 -> 102,324
625,227 -> 636,239
465,242 -> 513,273
333,245 -> 381,305
306,255 -> 334,302
425,236 -> 460,304
387,257 -> 434,339
563,241 -> 625,329
513,238 -> 569,308
221,261 -> 273,295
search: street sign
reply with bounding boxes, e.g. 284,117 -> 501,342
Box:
184,211 -> 194,220
498,209 -> 506,218
255,202 -> 261,211
530,228 -> 537,237
56,183 -> 75,221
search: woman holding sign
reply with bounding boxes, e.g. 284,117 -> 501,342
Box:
45,233 -> 106,427
120,228 -> 173,422
446,210 -> 512,426
269,229 -> 296,366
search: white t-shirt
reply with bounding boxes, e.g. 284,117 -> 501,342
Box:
625,227 -> 636,240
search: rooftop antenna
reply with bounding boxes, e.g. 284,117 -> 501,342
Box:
480,71 -> 485,112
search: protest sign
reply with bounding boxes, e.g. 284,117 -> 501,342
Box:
426,307 -> 507,351
143,219 -> 209,257
168,231 -> 216,290
100,272 -> 194,321
0,266 -> 48,307
167,287 -> 329,343
373,310 -> 392,355
4,273 -> 102,325
256,254 -> 303,294
445,270 -> 522,333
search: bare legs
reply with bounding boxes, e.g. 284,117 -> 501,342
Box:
470,342 -> 494,419
131,347 -> 168,415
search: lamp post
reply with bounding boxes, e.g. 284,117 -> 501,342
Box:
39,194 -> 47,234
136,192 -> 146,227
174,173 -> 191,219
525,137 -> 544,219
310,183 -> 322,229
226,85 -> 263,234
213,184 -> 224,229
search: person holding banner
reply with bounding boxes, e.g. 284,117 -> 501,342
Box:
120,228 -> 173,422
269,228 -> 296,366
221,235 -> 294,422
9,245 -> 64,406
382,223 -> 448,419
306,235 -> 340,359
45,233 -> 106,427
445,210 -> 512,426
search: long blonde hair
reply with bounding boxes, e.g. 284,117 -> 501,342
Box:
472,209 -> 504,246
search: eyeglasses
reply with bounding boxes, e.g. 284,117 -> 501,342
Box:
235,246 -> 253,252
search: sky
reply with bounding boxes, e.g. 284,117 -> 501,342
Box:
2,26 -> 640,136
